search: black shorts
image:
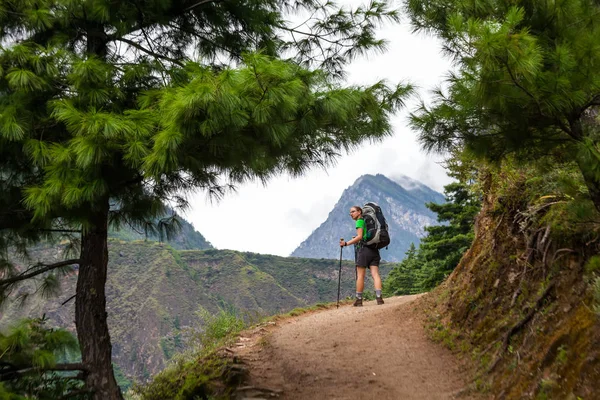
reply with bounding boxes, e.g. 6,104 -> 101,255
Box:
355,245 -> 381,268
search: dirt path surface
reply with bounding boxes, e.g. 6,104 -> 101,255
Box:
234,295 -> 477,400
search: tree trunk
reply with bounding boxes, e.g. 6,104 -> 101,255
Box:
75,200 -> 123,400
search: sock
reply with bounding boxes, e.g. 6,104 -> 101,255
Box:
356,292 -> 363,299
376,290 -> 382,298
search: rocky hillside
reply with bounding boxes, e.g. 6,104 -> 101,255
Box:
291,174 -> 444,262
0,240 -> 393,385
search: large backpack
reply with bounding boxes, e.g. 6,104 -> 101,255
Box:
362,202 -> 390,249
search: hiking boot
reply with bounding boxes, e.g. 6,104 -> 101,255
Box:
376,297 -> 384,305
353,298 -> 363,307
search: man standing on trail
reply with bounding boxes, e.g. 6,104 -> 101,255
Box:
339,205 -> 384,307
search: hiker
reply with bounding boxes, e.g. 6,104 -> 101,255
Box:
339,205 -> 384,307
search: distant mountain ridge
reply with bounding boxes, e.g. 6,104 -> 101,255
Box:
291,174 -> 445,262
108,211 -> 213,250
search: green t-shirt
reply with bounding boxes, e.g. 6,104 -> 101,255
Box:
355,218 -> 367,241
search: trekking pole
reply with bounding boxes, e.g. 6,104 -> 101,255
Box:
337,238 -> 343,309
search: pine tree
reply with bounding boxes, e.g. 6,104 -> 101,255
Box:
383,161 -> 481,295
0,317 -> 82,399
415,182 -> 480,290
383,243 -> 419,296
407,0 -> 600,211
0,1 -> 412,398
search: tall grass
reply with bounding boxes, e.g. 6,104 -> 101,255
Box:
132,308 -> 246,400
192,308 -> 246,349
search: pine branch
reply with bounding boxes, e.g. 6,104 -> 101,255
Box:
119,0 -> 224,39
289,7 -> 321,31
61,294 -> 76,306
166,20 -> 241,60
0,363 -> 87,380
184,0 -> 223,12
108,37 -> 184,66
131,1 -> 171,82
0,260 -> 80,287
581,93 -> 600,109
280,25 -> 357,48
500,57 -> 574,138
37,229 -> 82,234
123,216 -> 145,236
47,363 -> 87,372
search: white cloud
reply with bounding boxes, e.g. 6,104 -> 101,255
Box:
183,3 -> 453,257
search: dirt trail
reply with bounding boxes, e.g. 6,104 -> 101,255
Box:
234,295 -> 478,400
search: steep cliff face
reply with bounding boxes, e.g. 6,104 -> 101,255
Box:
421,172 -> 600,399
291,174 -> 444,262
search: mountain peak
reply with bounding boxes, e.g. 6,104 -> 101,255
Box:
354,173 -> 395,185
291,174 -> 444,262
391,174 -> 426,190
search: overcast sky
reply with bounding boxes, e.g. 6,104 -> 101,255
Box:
184,1 -> 453,257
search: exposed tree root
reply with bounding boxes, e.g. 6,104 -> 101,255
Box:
510,260 -> 529,308
487,280 -> 556,372
552,248 -> 576,266
491,213 -> 505,251
541,238 -> 553,277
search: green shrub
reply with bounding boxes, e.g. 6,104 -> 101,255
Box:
193,309 -> 245,349
134,354 -> 229,400
556,345 -> 569,365
585,256 -> 600,274
0,318 -> 85,399
593,277 -> 600,317
136,308 -> 246,400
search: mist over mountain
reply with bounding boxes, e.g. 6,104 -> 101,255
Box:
291,174 -> 445,262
